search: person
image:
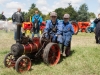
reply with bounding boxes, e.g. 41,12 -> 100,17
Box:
1,11 -> 7,32
32,10 -> 43,38
44,11 -> 63,52
1,11 -> 6,21
94,13 -> 100,44
61,14 -> 74,56
12,8 -> 24,42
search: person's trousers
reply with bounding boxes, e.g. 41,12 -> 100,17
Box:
32,27 -> 40,38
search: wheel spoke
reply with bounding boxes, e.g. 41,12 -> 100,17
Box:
4,53 -> 15,68
49,45 -> 60,64
48,53 -> 58,64
43,43 -> 60,65
6,59 -> 10,62
16,56 -> 31,73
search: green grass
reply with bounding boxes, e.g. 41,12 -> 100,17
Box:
0,30 -> 100,75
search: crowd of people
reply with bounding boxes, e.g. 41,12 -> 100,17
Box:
1,7 -> 100,57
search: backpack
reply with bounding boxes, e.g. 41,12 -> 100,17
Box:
33,16 -> 40,29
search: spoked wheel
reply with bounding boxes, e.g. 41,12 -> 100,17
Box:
15,55 -> 31,73
40,32 -> 47,44
43,43 -> 60,65
71,22 -> 79,35
4,52 -> 15,68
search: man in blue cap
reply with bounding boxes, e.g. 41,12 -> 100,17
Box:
61,14 -> 74,56
44,11 -> 63,53
32,10 -> 43,38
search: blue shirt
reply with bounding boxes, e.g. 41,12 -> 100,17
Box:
32,14 -> 43,25
44,20 -> 62,35
62,21 -> 74,35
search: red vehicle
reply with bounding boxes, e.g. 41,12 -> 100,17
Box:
78,22 -> 90,32
22,22 -> 32,36
71,22 -> 79,35
4,23 -> 61,73
40,21 -> 46,34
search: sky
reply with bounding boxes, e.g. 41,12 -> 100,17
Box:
0,0 -> 100,18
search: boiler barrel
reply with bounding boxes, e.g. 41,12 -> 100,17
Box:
11,43 -> 39,57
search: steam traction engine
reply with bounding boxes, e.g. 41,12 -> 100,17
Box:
4,22 -> 60,73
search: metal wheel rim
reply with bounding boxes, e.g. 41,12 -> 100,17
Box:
4,53 -> 15,68
15,56 -> 31,73
48,44 -> 60,65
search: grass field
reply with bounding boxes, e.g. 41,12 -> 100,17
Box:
0,30 -> 100,75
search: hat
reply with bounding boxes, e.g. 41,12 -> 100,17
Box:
98,13 -> 100,15
50,12 -> 57,16
63,14 -> 70,18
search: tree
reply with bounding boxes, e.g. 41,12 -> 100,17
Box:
21,12 -> 29,21
7,17 -> 12,20
64,5 -> 78,21
29,3 -> 36,11
55,8 -> 65,20
28,8 -> 42,20
77,3 -> 89,21
89,12 -> 96,19
44,13 -> 50,21
42,14 -> 47,21
23,3 -> 43,22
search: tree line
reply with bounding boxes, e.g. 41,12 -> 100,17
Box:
0,3 -> 96,22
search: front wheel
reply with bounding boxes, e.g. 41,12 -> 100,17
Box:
4,52 -> 15,68
15,55 -> 31,73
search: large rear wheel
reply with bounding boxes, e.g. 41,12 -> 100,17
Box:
71,22 -> 79,35
43,43 -> 60,65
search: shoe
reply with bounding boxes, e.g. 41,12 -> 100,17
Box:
65,47 -> 70,57
62,46 -> 67,57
